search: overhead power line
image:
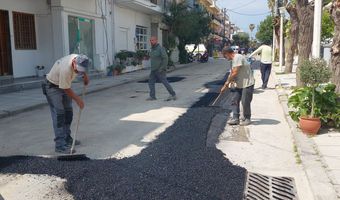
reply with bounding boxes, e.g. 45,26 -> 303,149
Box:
229,0 -> 257,11
228,10 -> 271,16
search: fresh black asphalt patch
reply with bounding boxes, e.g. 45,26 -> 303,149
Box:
0,84 -> 247,200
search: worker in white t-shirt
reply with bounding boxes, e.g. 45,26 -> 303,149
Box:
42,54 -> 90,154
249,43 -> 273,89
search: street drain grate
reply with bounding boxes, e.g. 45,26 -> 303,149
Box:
243,172 -> 298,200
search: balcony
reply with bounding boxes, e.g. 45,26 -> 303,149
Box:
116,0 -> 163,15
211,19 -> 221,28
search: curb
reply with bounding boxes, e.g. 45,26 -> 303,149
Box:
0,63 -> 193,119
272,71 -> 338,200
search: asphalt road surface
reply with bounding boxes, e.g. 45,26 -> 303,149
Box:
0,92 -> 246,200
0,60 -> 247,199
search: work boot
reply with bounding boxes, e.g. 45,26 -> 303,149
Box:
227,118 -> 239,125
65,140 -> 81,148
240,118 -> 251,126
146,97 -> 157,101
165,95 -> 177,101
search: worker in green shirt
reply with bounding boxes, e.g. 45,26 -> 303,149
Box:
147,36 -> 176,101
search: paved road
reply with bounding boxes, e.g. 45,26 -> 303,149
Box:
0,60 -> 249,199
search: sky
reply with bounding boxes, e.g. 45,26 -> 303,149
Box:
216,0 -> 271,38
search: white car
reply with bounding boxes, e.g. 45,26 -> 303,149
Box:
185,44 -> 207,56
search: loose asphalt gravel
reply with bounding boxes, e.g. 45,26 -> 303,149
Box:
0,81 -> 247,200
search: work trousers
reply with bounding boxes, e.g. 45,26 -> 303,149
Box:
230,85 -> 254,120
148,70 -> 176,98
260,63 -> 272,88
42,80 -> 73,149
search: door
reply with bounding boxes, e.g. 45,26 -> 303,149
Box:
117,27 -> 128,51
0,10 -> 13,76
68,16 -> 94,69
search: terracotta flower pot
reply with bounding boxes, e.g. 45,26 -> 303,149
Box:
299,116 -> 321,135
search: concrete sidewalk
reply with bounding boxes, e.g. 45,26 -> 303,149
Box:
216,67 -> 313,200
274,65 -> 340,199
215,63 -> 339,199
0,64 -> 193,119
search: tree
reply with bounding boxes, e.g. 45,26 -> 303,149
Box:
285,1 -> 299,73
232,32 -> 250,48
256,15 -> 273,45
330,0 -> 340,93
163,2 -> 211,64
321,9 -> 335,43
296,0 -> 314,86
249,24 -> 255,40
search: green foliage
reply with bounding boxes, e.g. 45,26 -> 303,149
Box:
289,58 -> 337,127
107,63 -> 126,74
288,83 -> 340,128
321,10 -> 334,43
299,58 -> 331,86
115,51 -> 136,62
135,50 -> 148,63
232,32 -> 250,48
163,2 -> 211,64
163,33 -> 177,51
256,15 -> 273,45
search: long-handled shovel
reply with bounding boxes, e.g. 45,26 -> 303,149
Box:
209,91 -> 224,107
57,86 -> 88,161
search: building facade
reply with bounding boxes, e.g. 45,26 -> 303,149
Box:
0,0 -> 115,78
113,0 -> 166,55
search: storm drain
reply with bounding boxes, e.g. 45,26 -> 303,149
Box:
243,172 -> 298,200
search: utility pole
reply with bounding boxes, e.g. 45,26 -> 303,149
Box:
223,8 -> 226,47
279,7 -> 285,72
272,0 -> 278,62
312,0 -> 323,58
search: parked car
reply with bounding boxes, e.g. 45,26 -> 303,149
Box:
185,44 -> 207,57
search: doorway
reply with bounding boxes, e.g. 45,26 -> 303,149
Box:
0,10 -> 13,76
68,16 -> 94,69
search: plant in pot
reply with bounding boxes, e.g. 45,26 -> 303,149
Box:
114,63 -> 126,75
288,58 -> 332,135
136,50 -> 147,65
115,51 -> 129,65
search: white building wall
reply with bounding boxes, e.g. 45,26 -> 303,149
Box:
114,5 -> 153,54
0,0 -> 113,78
0,0 -> 53,78
52,0 -> 114,71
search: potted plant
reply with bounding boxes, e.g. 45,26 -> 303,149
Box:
288,58 -> 332,135
115,51 -> 129,65
136,50 -> 147,65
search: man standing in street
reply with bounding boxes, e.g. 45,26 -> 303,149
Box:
42,54 -> 90,154
221,48 -> 255,126
249,42 -> 272,89
147,36 -> 176,101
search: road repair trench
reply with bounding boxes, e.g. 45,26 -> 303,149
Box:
0,82 -> 297,200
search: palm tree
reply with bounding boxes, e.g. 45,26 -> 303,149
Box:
249,24 -> 255,40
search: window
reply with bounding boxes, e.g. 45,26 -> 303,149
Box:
135,26 -> 148,51
13,11 -> 36,49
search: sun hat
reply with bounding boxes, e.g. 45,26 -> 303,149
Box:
75,54 -> 89,72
